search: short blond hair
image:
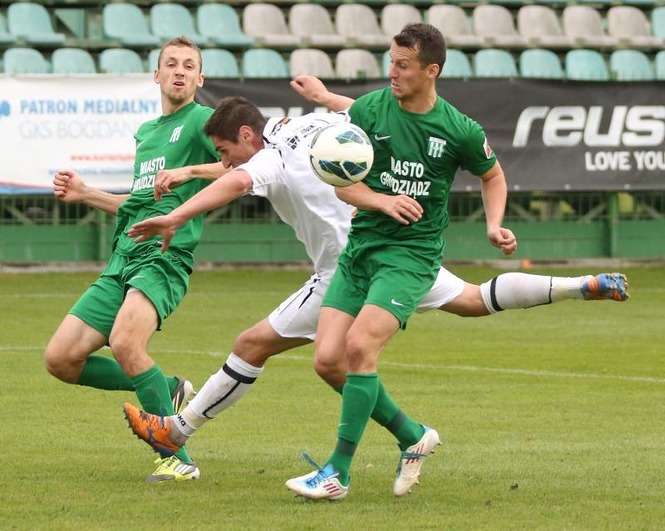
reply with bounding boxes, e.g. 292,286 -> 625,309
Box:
157,36 -> 203,72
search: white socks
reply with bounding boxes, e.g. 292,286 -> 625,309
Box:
480,272 -> 591,313
174,353 -> 263,438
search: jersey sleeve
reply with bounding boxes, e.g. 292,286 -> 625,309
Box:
459,120 -> 497,176
236,148 -> 285,197
348,94 -> 372,131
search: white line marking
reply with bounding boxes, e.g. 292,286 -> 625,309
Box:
3,347 -> 663,385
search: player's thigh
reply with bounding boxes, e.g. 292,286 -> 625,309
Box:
234,318 -> 311,366
438,282 -> 489,317
345,304 -> 400,372
314,307 -> 355,369
68,272 -> 126,340
44,314 -> 107,370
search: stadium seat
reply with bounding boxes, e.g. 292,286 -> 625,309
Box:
197,5 -> 253,49
150,4 -> 208,46
562,7 -> 619,50
335,5 -> 391,49
201,49 -> 240,78
565,49 -> 609,81
473,49 -> 518,78
148,48 -> 160,71
652,7 -> 665,40
102,4 -> 159,48
519,49 -> 564,79
655,50 -> 665,80
3,47 -> 49,74
517,6 -> 574,49
290,49 -> 335,78
426,6 -> 484,49
242,49 -> 289,78
336,49 -> 381,79
380,5 -> 421,39
607,7 -> 663,49
7,3 -> 65,47
98,49 -> 145,73
472,5 -> 528,49
610,49 -> 655,80
0,12 -> 16,45
243,4 -> 301,49
442,49 -> 472,79
289,5 -> 345,49
51,48 -> 96,74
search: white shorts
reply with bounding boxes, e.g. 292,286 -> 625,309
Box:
267,266 -> 465,340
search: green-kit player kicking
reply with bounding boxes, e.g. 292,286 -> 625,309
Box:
285,23 -> 628,500
45,36 -> 227,482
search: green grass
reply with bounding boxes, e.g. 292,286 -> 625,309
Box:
1,266 -> 663,530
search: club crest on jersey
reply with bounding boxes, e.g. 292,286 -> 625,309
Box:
483,137 -> 494,159
427,136 -> 446,158
170,125 -> 184,143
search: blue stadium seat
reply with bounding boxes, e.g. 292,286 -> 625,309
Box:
474,49 -> 517,78
519,49 -> 564,79
99,49 -> 145,74
656,50 -> 665,80
7,3 -> 65,46
103,4 -> 159,48
443,49 -> 472,79
610,50 -> 654,81
201,49 -> 240,78
197,5 -> 253,49
565,49 -> 609,81
150,4 -> 208,46
0,12 -> 15,45
242,49 -> 289,78
3,47 -> 50,74
52,48 -> 96,74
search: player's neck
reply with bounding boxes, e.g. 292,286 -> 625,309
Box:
162,96 -> 195,117
397,88 -> 437,114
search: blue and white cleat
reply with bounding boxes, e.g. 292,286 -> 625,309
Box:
285,455 -> 349,500
581,273 -> 629,302
393,426 -> 441,497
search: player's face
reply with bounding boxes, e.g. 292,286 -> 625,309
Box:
154,46 -> 203,105
387,42 -> 437,101
211,127 -> 260,167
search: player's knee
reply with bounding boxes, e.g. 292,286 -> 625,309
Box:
233,329 -> 267,360
344,334 -> 376,372
313,352 -> 343,382
108,331 -> 136,363
43,344 -> 78,383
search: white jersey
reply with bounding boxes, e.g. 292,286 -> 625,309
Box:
237,113 -> 354,277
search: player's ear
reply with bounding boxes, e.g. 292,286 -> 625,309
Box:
238,125 -> 253,143
426,63 -> 440,79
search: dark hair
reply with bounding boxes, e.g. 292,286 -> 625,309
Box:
204,96 -> 267,141
393,23 -> 446,77
157,36 -> 202,72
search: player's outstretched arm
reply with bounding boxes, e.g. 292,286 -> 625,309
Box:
290,75 -> 355,112
53,170 -> 129,215
128,169 -> 253,251
154,161 -> 231,200
335,182 -> 423,225
479,161 -> 517,255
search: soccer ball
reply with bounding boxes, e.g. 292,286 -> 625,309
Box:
309,123 -> 374,187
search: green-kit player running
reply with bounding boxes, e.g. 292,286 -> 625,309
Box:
286,23 -> 517,500
45,37 -> 227,482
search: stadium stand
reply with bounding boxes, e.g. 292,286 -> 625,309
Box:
607,6 -> 662,49
473,48 -> 518,78
51,47 -> 96,74
473,5 -> 528,49
289,4 -> 346,49
519,48 -> 564,79
426,6 -> 484,49
3,47 -> 49,74
150,4 -> 208,46
102,4 -> 159,49
201,48 -> 240,78
565,48 -> 610,80
243,3 -> 302,49
610,49 -> 655,80
242,48 -> 289,78
562,6 -> 619,49
442,49 -> 473,79
336,48 -> 381,79
380,5 -> 421,38
290,48 -> 335,78
7,2 -> 65,47
335,4 -> 391,49
197,4 -> 253,49
517,6 -> 574,49
98,48 -> 145,74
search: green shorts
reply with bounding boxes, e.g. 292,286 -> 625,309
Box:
322,239 -> 438,329
69,248 -> 191,339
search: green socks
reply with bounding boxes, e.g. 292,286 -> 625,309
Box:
335,378 -> 425,452
131,365 -> 193,464
76,355 -> 178,394
327,373 -> 379,485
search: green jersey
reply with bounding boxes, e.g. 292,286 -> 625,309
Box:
112,102 -> 219,265
349,88 -> 496,262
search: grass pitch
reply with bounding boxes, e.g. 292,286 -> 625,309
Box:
1,266 -> 663,530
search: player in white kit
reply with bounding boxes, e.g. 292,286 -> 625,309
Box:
123,96 -> 628,464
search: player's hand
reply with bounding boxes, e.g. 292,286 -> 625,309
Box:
53,170 -> 87,203
487,226 -> 517,255
290,75 -> 329,105
128,215 -> 177,252
380,195 -> 423,225
154,167 -> 191,200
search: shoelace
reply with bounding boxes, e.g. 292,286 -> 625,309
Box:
396,449 -> 427,475
301,452 -> 330,488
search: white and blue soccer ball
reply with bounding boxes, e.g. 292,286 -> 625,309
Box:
309,123 -> 374,187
